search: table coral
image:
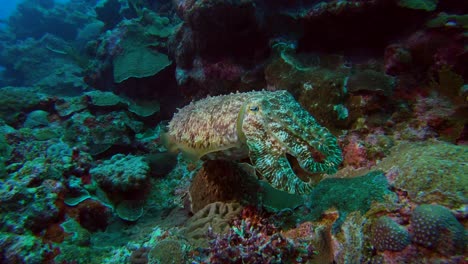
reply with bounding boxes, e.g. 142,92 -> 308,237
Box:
164,90 -> 342,194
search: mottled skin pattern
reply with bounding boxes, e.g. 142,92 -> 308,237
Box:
164,90 -> 342,194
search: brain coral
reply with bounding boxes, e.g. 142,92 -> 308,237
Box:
371,216 -> 410,252
410,204 -> 466,256
90,154 -> 149,192
181,202 -> 242,248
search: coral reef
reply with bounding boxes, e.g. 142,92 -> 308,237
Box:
109,9 -> 176,83
0,0 -> 466,262
0,33 -> 90,93
264,44 -> 350,129
129,247 -> 149,264
62,110 -> 143,156
0,232 -> 57,263
169,0 -> 268,97
0,86 -> 48,125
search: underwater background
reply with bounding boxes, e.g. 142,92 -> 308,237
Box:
0,0 -> 466,263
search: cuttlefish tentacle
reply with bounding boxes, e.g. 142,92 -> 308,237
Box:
253,91 -> 342,173
240,105 -> 313,194
164,90 -> 342,194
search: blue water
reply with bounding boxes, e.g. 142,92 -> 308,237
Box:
0,0 -> 18,19
0,0 -> 69,19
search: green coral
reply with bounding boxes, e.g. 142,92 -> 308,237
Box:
90,154 -> 150,192
115,200 -> 144,222
265,44 -> 350,130
127,99 -> 160,117
62,110 -> 143,156
113,46 -> 171,83
347,69 -> 395,96
85,90 -> 124,107
60,218 -> 91,246
0,131 -> 11,177
0,232 -> 52,263
305,171 -> 393,228
23,110 -> 50,128
426,13 -> 468,29
375,141 -> 468,208
64,188 -> 92,206
111,9 -> 176,83
398,0 -> 438,11
0,87 -> 46,124
85,90 -> 160,117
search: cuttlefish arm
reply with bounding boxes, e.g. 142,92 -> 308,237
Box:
239,91 -> 342,194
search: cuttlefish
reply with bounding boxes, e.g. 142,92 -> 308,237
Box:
162,90 -> 342,194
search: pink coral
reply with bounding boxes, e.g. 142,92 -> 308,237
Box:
342,134 -> 369,168
203,59 -> 244,81
191,207 -> 316,263
384,44 -> 412,75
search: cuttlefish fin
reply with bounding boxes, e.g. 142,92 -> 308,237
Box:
160,131 -> 202,161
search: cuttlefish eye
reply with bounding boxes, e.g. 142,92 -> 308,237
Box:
249,105 -> 259,111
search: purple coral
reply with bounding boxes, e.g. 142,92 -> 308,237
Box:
371,216 -> 410,252
410,204 -> 466,256
192,208 -> 316,264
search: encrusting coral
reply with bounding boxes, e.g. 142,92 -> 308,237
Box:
163,90 -> 342,194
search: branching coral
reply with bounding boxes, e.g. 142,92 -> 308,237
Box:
191,207 -> 316,264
